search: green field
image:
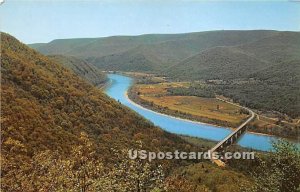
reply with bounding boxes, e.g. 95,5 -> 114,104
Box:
133,83 -> 247,128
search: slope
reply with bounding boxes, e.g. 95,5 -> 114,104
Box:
166,46 -> 270,80
166,31 -> 300,82
86,30 -> 278,72
165,32 -> 300,117
49,55 -> 106,86
30,30 -> 278,72
29,33 -> 185,57
1,33 -> 196,189
92,45 -> 168,72
28,38 -> 97,55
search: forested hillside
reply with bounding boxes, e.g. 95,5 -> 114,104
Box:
30,30 -> 300,118
3,32 -> 299,191
1,33 -> 193,191
29,34 -> 184,58
49,55 -> 106,86
31,30 -> 299,118
167,31 -> 300,81
30,30 -> 278,71
166,32 -> 300,117
2,32 -> 260,191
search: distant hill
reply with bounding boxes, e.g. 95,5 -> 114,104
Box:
28,42 -> 46,49
29,30 -> 300,117
49,55 -> 106,86
29,34 -> 185,58
165,32 -> 300,117
30,31 -> 298,79
29,38 -> 97,56
91,45 -> 168,72
165,46 -> 270,80
167,31 -> 300,81
30,30 -> 278,71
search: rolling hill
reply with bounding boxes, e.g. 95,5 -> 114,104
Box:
28,34 -> 184,58
91,45 -> 168,72
2,32 -> 256,191
165,46 -> 270,80
163,31 -> 300,117
3,31 -> 298,191
49,55 -> 106,86
1,33 -> 194,190
29,30 -> 300,117
166,31 -> 300,81
30,30 -> 278,71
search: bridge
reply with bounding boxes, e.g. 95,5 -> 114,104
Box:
209,98 -> 256,166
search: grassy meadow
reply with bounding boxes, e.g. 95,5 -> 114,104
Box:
132,82 -> 248,128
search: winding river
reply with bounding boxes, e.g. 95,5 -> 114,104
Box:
105,74 -> 278,151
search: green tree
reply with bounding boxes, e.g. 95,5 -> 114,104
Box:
1,132 -> 165,192
246,140 -> 300,192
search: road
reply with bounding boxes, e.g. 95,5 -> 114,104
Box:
210,97 -> 256,166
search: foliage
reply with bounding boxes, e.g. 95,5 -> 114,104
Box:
167,85 -> 215,98
30,31 -> 300,117
165,162 -> 251,192
165,32 -> 300,118
1,32 -> 269,192
245,140 -> 300,192
164,81 -> 299,138
1,33 -> 194,191
1,132 -> 165,192
31,30 -> 280,72
49,55 -> 106,86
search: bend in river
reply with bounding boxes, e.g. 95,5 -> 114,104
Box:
105,74 -> 278,151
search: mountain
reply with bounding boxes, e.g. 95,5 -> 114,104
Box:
167,31 -> 300,81
165,46 -> 270,80
28,42 -> 46,49
28,34 -> 184,58
165,32 -> 300,117
2,33 -> 254,191
1,33 -> 195,190
49,55 -> 106,86
30,30 -> 278,72
28,38 -> 97,56
91,45 -> 168,72
29,30 -> 300,117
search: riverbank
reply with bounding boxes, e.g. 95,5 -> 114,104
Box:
125,90 -> 265,153
105,73 -> 290,151
122,72 -> 299,141
126,90 -> 265,154
127,89 -> 276,139
125,91 -> 228,129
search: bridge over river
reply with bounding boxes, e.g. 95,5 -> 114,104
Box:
209,98 -> 256,166
106,74 -> 278,153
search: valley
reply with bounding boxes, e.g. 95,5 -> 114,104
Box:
2,0 -> 300,191
127,73 -> 299,140
2,32 -> 260,192
106,73 -> 278,151
2,29 -> 300,191
31,30 -> 300,120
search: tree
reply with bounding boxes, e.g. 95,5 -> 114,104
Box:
245,140 -> 300,192
1,132 -> 165,191
102,149 -> 164,192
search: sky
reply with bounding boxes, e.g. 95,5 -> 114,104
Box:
1,0 -> 300,44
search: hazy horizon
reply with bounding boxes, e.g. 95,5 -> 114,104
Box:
1,0 -> 300,44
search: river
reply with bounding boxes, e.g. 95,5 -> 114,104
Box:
105,74 -> 278,151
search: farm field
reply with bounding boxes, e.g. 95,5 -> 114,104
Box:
133,83 -> 248,128
131,80 -> 299,139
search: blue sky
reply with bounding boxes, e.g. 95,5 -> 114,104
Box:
1,0 -> 300,44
